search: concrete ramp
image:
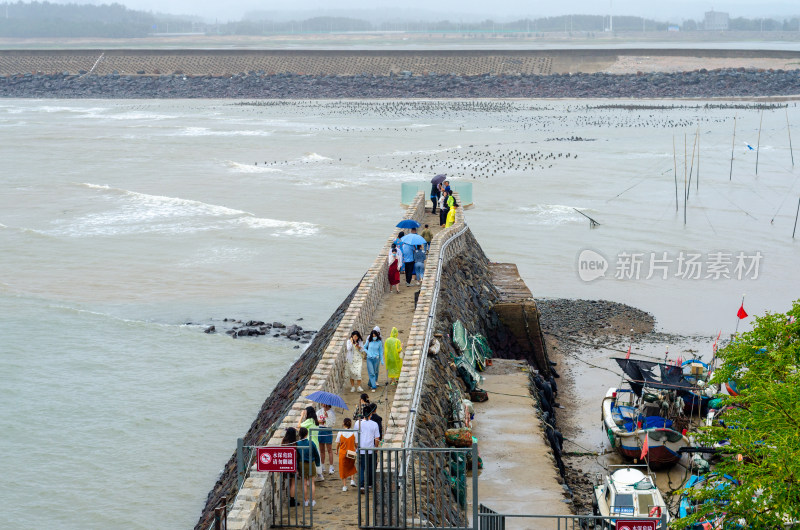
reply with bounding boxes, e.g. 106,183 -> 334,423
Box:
471,360 -> 568,526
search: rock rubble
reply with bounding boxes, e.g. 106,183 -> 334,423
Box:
2,68 -> 799,99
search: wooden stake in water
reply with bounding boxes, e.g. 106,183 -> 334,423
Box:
793,197 -> 800,239
673,136 -> 678,212
730,114 -> 737,180
787,108 -> 795,166
687,128 -> 698,200
697,126 -> 700,192
756,109 -> 764,175
684,133 -> 688,225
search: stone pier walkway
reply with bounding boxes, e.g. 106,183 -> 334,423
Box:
305,209 -> 443,529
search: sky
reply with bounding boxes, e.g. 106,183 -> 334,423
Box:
44,0 -> 800,22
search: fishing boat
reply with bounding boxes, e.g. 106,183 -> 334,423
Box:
602,387 -> 691,469
592,466 -> 670,528
679,473 -> 738,529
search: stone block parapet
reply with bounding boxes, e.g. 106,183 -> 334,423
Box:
225,192 -> 426,530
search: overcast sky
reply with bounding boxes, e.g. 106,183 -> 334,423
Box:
57,0 -> 800,22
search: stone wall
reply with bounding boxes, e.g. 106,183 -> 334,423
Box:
195,282 -> 360,530
224,192 -> 426,530
382,199 -> 468,448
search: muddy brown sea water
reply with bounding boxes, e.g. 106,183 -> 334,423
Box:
538,298 -> 716,517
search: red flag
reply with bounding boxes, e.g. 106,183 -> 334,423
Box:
625,344 -> 631,359
737,304 -> 748,320
640,434 -> 649,460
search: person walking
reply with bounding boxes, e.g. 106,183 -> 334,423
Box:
281,427 -> 298,507
387,245 -> 401,294
394,232 -> 405,276
430,181 -> 440,214
345,331 -> 365,392
335,418 -> 357,491
413,245 -> 426,284
316,404 -> 336,476
384,327 -> 403,385
297,406 -> 323,481
296,427 -> 320,507
353,393 -> 370,421
421,224 -> 433,251
354,407 -> 381,493
365,403 -> 383,442
365,327 -> 384,392
401,235 -> 415,286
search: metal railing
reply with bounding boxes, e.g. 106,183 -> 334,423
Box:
478,505 -> 668,530
359,444 -> 479,529
403,220 -> 470,449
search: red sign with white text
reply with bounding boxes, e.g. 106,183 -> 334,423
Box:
615,521 -> 657,530
256,447 -> 296,472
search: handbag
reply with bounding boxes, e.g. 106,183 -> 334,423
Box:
346,449 -> 357,460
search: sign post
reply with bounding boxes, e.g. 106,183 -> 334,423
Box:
256,447 -> 297,473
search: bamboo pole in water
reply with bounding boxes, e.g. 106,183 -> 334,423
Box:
684,133 -> 688,225
697,125 -> 700,192
673,136 -> 678,212
687,128 -> 698,200
756,109 -> 764,175
787,108 -> 795,167
794,198 -> 800,239
730,114 -> 737,180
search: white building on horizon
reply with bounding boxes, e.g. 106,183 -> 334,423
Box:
703,10 -> 729,31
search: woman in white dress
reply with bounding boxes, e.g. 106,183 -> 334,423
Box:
345,330 -> 365,392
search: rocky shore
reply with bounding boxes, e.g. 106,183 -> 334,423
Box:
3,68 -> 800,99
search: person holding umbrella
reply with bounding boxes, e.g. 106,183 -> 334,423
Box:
401,234 -> 416,286
430,174 -> 446,214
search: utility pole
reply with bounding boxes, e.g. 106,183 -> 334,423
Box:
610,0 -> 613,31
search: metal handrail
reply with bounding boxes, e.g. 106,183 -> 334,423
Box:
403,218 -> 470,449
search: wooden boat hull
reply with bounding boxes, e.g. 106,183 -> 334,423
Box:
602,388 -> 691,470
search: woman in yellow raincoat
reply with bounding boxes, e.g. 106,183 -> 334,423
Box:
445,201 -> 457,227
384,327 -> 403,384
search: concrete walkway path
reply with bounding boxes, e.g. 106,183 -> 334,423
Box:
305,209 -> 443,529
469,360 -> 569,528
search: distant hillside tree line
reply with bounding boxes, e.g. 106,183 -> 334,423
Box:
0,1 -> 799,38
0,1 -> 199,38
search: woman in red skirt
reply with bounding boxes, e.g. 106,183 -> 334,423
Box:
388,244 -> 401,293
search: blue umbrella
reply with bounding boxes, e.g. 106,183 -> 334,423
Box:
396,219 -> 420,229
401,234 -> 426,246
431,174 -> 447,186
306,390 -> 348,410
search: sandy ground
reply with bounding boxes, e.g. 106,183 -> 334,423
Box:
604,55 -> 800,73
470,360 -> 569,527
288,209 -> 442,529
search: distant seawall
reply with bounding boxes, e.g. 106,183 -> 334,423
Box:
2,48 -> 800,77
2,48 -> 800,99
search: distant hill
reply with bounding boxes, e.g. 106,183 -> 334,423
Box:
0,1 -> 195,38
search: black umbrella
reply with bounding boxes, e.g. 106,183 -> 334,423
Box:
431,174 -> 447,186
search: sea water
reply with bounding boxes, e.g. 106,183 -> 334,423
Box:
1,99 -> 798,528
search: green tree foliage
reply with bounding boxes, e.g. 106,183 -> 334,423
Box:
674,302 -> 800,528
